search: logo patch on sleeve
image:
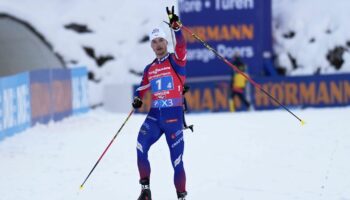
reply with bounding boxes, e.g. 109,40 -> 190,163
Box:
166,118 -> 178,123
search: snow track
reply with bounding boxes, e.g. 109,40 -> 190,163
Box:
1,108 -> 350,200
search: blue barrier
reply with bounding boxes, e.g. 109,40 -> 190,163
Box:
0,67 -> 89,141
30,69 -> 52,126
133,80 -> 245,113
71,67 -> 89,115
0,72 -> 31,140
51,69 -> 72,121
133,74 -> 350,113
252,74 -> 350,110
184,81 -> 231,112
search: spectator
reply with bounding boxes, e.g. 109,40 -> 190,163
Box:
229,54 -> 251,111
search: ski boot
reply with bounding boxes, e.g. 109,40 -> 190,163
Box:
177,191 -> 187,200
137,178 -> 151,200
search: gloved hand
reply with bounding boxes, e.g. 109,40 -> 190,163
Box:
166,6 -> 182,30
132,97 -> 143,109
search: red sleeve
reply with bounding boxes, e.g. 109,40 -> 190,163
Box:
134,66 -> 150,99
173,29 -> 187,66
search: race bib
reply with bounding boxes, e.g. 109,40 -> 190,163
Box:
151,76 -> 174,92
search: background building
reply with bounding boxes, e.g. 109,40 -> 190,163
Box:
0,14 -> 63,77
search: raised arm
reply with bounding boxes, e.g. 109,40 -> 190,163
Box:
167,6 -> 187,66
173,30 -> 187,66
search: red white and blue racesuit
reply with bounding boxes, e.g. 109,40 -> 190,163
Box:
134,30 -> 187,193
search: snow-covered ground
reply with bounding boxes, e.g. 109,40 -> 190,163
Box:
1,108 -> 350,200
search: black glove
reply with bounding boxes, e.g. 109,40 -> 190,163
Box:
166,6 -> 182,30
132,97 -> 143,109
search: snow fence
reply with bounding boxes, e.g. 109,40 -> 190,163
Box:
0,67 -> 89,141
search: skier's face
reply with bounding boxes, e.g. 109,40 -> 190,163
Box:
151,37 -> 168,58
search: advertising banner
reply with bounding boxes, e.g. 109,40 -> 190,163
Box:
184,81 -> 230,112
71,67 -> 89,115
0,72 -> 31,139
179,0 -> 272,78
134,73 -> 350,113
0,67 -> 89,141
30,69 -> 52,126
252,74 -> 350,110
133,79 -> 249,113
51,69 -> 72,121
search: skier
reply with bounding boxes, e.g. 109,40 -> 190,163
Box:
132,7 -> 188,200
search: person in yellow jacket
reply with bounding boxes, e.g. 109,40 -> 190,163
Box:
229,55 -> 251,111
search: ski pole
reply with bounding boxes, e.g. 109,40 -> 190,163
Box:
80,109 -> 135,190
178,24 -> 305,125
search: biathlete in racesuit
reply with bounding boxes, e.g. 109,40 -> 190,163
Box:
132,6 -> 188,200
